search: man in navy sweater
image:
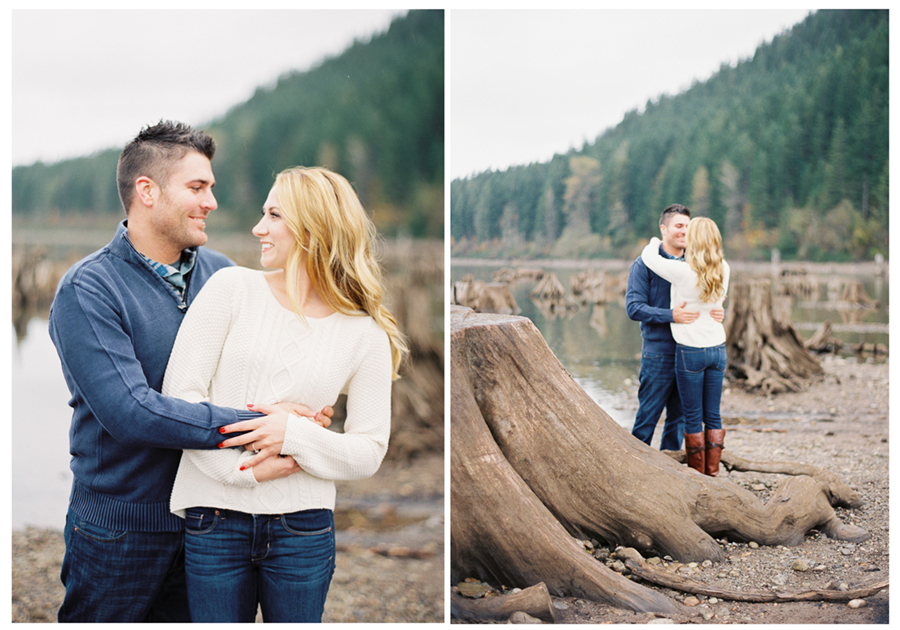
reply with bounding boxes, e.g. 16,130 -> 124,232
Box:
49,121 -> 319,622
625,204 -> 723,452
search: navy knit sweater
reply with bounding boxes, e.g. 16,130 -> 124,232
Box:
624,243 -> 682,355
49,221 -> 259,532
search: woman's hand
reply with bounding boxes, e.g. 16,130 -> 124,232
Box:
219,402 -> 334,469
247,454 -> 302,482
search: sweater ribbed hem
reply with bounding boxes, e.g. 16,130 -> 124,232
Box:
69,480 -> 183,532
640,336 -> 676,355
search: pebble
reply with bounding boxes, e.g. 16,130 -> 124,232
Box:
848,599 -> 867,609
792,559 -> 810,572
683,597 -> 700,607
552,601 -> 569,611
509,611 -> 543,624
457,581 -> 492,598
749,541 -> 759,549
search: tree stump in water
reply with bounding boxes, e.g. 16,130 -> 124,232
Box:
451,306 -> 867,612
725,279 -> 823,394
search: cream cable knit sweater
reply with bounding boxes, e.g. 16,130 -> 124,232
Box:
163,266 -> 392,517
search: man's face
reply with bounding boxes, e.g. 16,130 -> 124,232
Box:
660,213 -> 689,253
151,151 -> 217,256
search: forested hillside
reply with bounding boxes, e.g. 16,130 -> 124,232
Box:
451,9 -> 887,261
12,10 -> 444,238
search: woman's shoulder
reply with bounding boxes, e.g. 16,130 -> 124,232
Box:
329,312 -> 389,344
195,266 -> 262,300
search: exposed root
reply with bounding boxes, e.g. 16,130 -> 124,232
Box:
615,547 -> 888,603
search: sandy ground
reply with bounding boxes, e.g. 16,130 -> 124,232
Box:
452,354 -> 889,624
11,454 -> 444,623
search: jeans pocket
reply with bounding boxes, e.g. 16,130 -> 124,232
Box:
72,517 -> 128,543
280,509 -> 333,536
677,347 -> 707,374
185,508 -> 221,535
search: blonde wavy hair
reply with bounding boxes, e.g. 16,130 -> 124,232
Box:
685,217 -> 726,303
273,166 -> 408,379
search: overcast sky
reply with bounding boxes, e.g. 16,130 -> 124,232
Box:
11,9 -> 406,166
450,9 -> 814,179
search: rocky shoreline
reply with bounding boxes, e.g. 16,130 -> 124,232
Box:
453,355 -> 889,624
11,454 -> 444,623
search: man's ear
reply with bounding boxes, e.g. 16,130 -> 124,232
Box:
135,176 -> 156,208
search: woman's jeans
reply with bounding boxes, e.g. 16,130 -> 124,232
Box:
675,343 -> 727,435
183,507 -> 335,622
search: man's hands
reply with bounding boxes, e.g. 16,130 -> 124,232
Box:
672,301 -> 699,324
673,301 -> 726,324
218,403 -> 335,472
271,402 -> 333,429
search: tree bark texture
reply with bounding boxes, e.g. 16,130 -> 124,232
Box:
451,306 -> 868,609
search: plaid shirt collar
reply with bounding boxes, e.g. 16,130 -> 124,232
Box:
142,249 -> 197,298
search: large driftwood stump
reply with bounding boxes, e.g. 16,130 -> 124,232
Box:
451,306 -> 867,611
725,279 -> 823,394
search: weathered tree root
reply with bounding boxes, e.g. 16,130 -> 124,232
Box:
664,449 -> 863,508
615,547 -> 888,603
450,582 -> 556,623
451,307 -> 871,611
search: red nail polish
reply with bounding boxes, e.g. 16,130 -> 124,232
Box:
219,427 -> 226,433
217,442 -> 224,448
247,403 -> 255,409
239,466 -> 245,471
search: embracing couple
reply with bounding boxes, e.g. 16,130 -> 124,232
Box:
626,204 -> 731,476
49,120 -> 407,622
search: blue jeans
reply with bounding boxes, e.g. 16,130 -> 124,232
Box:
675,343 -> 727,435
632,351 -> 684,450
58,507 -> 190,622
183,507 -> 335,622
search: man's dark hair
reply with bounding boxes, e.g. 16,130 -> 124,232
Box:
660,203 -> 691,227
116,120 -> 216,214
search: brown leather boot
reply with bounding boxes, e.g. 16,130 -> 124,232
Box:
705,428 -> 726,477
684,432 -> 705,473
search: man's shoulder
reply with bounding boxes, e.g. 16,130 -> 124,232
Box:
57,244 -> 119,289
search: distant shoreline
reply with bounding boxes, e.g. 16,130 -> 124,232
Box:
451,257 -> 889,277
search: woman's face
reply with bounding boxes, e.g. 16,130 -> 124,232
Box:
252,187 -> 295,270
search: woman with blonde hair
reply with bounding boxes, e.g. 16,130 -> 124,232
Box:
641,216 -> 730,476
162,166 -> 407,622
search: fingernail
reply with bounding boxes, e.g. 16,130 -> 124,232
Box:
247,404 -> 255,408
239,466 -> 245,471
219,427 -> 226,434
217,442 -> 224,448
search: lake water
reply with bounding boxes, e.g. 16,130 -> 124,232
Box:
12,319 -> 74,530
452,260 -> 889,431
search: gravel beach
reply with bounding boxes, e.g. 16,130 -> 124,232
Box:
452,354 -> 889,624
11,453 -> 444,623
